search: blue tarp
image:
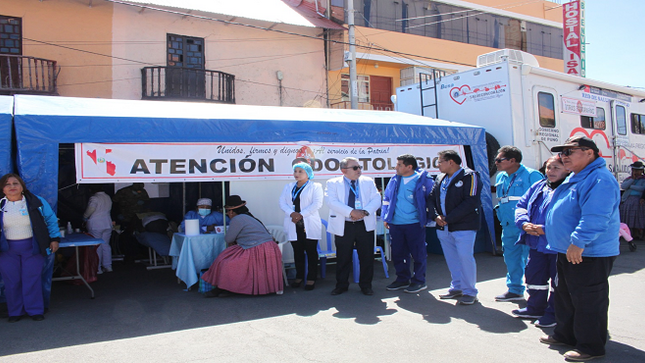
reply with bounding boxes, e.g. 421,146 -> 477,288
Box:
12,95 -> 496,250
0,96 -> 13,176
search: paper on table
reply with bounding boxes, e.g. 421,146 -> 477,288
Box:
184,219 -> 200,236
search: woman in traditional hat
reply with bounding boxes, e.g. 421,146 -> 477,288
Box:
201,195 -> 283,296
620,161 -> 645,239
279,162 -> 323,291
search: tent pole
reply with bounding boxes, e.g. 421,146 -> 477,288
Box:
222,182 -> 226,233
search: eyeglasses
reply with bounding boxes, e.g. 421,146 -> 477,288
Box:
342,166 -> 362,171
494,157 -> 508,163
559,147 -> 588,157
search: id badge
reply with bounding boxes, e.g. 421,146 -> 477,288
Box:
354,200 -> 363,210
500,197 -> 509,204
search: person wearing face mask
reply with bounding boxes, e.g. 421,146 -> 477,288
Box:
512,155 -> 570,328
180,198 -> 229,233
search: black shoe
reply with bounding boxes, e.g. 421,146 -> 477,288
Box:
304,282 -> 316,291
8,316 -> 21,323
331,287 -> 348,295
31,314 -> 45,321
361,287 -> 374,296
204,288 -> 225,298
290,280 -> 303,288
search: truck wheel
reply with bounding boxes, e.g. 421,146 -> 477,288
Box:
486,132 -> 501,176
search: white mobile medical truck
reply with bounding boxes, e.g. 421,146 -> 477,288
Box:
395,49 -> 645,181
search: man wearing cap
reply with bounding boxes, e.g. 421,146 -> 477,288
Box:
325,157 -> 382,296
493,146 -> 544,302
539,136 -> 620,361
180,198 -> 229,233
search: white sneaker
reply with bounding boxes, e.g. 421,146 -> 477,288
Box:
97,269 -> 103,275
104,265 -> 113,273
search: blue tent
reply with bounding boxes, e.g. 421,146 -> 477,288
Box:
0,96 -> 13,176
12,95 -> 496,251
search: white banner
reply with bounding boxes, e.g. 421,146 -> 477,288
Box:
561,96 -> 596,117
75,142 -> 466,183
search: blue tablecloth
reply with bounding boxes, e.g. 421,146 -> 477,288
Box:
169,233 -> 226,288
60,233 -> 105,247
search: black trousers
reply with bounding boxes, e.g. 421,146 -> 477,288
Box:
334,221 -> 374,290
291,225 -> 319,281
553,253 -> 615,356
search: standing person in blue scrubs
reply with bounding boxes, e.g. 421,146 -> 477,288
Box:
382,154 -> 433,293
540,136 -> 620,362
494,146 -> 543,302
428,150 -> 482,305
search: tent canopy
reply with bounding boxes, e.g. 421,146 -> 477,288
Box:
12,95 -> 495,247
0,96 -> 13,176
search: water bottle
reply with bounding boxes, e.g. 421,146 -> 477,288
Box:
66,221 -> 73,235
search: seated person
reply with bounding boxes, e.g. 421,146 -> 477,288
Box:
136,213 -> 171,257
179,198 -> 229,233
201,195 -> 283,296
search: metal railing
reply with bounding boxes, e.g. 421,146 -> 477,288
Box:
141,66 -> 235,103
330,101 -> 393,111
0,55 -> 58,95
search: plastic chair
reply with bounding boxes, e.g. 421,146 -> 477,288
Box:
351,230 -> 389,283
317,219 -> 335,279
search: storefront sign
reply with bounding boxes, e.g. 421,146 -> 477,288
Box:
75,142 -> 465,182
563,0 -> 586,76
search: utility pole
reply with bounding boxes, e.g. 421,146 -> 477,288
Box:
348,0 -> 358,109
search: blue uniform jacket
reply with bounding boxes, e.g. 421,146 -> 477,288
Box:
427,168 -> 482,232
382,169 -> 433,227
0,191 -> 61,256
514,179 -> 556,254
495,164 -> 543,227
180,210 -> 229,232
545,157 -> 620,257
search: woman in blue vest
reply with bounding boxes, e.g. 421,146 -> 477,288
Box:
0,173 -> 61,323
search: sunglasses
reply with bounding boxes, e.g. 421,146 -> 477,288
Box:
343,166 -> 363,171
559,147 -> 588,157
494,157 -> 508,163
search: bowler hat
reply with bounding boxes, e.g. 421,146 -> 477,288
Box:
225,195 -> 246,210
630,161 -> 645,170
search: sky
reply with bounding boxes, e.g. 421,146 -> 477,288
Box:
583,0 -> 645,89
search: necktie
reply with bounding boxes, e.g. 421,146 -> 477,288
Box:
348,180 -> 356,208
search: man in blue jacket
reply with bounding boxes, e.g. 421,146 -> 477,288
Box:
428,150 -> 482,305
540,136 -> 620,362
382,154 -> 433,293
494,146 -> 543,301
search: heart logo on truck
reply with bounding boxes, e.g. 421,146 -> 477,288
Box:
449,85 -> 470,105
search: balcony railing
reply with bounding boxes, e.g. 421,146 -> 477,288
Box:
141,66 -> 235,104
0,55 -> 58,95
330,101 -> 393,111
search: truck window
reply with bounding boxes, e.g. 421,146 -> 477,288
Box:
580,108 -> 606,130
632,113 -> 645,135
537,92 -> 556,128
616,105 -> 627,135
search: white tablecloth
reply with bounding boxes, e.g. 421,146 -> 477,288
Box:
169,233 -> 226,288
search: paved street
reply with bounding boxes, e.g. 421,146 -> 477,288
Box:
1,241 -> 644,362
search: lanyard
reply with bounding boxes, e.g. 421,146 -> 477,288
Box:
292,181 -> 308,202
348,180 -> 359,198
502,173 -> 517,198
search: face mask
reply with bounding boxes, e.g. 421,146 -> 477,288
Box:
198,209 -> 211,216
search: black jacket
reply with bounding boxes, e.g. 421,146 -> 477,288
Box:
0,191 -> 60,256
427,168 -> 483,232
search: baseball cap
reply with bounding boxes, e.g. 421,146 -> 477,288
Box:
550,135 -> 599,153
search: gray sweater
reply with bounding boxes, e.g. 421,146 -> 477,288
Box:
225,214 -> 273,249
